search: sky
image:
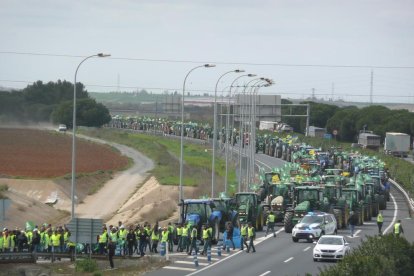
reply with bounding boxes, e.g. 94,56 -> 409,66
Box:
1,0 -> 414,103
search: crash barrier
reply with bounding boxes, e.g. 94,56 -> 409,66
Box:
389,178 -> 414,214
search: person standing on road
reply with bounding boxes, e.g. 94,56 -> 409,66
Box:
126,227 -> 136,256
223,222 -> 235,250
108,227 -> 117,269
150,225 -> 160,253
188,225 -> 198,255
265,211 -> 276,237
98,227 -> 108,255
376,211 -> 384,235
161,227 -> 169,254
181,223 -> 189,253
176,224 -> 183,252
348,211 -> 358,237
201,224 -> 211,255
240,222 -> 248,251
167,222 -> 174,252
246,222 -> 256,253
138,226 -> 148,257
394,219 -> 404,237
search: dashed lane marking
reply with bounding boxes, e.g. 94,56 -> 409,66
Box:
303,246 -> 311,252
175,261 -> 209,266
164,266 -> 197,272
284,257 -> 294,263
258,271 -> 271,276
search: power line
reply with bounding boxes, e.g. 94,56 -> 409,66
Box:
1,51 -> 414,69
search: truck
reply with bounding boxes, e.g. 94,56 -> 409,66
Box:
259,121 -> 278,131
384,132 -> 410,157
358,130 -> 381,149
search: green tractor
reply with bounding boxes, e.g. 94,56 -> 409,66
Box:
283,186 -> 331,233
341,184 -> 366,226
255,135 -> 266,154
321,182 -> 350,229
263,181 -> 294,223
234,192 -> 265,231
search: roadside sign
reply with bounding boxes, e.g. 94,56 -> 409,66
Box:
0,199 -> 11,223
333,129 -> 338,135
324,134 -> 332,140
67,218 -> 103,244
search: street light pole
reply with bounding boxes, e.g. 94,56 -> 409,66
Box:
71,53 -> 110,219
212,69 -> 244,198
179,64 -> 215,202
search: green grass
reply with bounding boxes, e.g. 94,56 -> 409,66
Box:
79,128 -> 236,191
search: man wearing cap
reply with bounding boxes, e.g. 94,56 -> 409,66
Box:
108,227 -> 118,269
98,227 -> 108,255
161,226 -> 169,254
31,228 -> 41,253
187,225 -> 198,255
118,225 -> 127,256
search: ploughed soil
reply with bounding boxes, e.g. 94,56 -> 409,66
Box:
0,128 -> 129,178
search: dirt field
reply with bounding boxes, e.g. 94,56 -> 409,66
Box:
0,128 -> 129,178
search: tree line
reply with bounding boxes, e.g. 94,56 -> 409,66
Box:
0,80 -> 111,128
282,100 -> 414,142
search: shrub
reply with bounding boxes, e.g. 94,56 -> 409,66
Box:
76,258 -> 98,272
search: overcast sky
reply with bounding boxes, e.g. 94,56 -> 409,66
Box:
1,0 -> 413,103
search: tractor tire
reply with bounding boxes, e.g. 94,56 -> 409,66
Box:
333,209 -> 343,229
356,209 -> 363,226
284,212 -> 294,233
292,237 -> 298,242
258,212 -> 264,231
378,195 -> 386,210
372,202 -> 378,217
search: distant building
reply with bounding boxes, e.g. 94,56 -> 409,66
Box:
308,126 -> 326,138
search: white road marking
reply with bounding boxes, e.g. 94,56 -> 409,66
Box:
189,256 -> 219,261
363,222 -> 376,225
284,257 -> 294,263
383,193 -> 398,234
175,260 -> 209,266
164,266 -> 197,272
185,228 -> 285,276
303,246 -> 311,252
258,271 -> 271,276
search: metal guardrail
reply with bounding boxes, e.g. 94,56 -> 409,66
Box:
389,178 -> 414,215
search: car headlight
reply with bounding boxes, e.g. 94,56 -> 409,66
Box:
314,247 -> 321,253
311,225 -> 321,229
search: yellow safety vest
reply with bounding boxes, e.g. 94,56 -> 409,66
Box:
182,226 -> 189,237
64,231 -> 70,242
177,227 -> 183,236
51,234 -> 60,246
0,236 -> 3,249
10,234 -> 16,248
267,214 -> 276,223
241,226 -> 247,236
248,227 -> 255,238
110,232 -> 117,243
26,231 -> 33,243
394,223 -> 400,234
119,229 -> 127,240
202,229 -> 210,239
377,214 -> 383,223
99,233 -> 107,243
151,231 -> 159,241
168,225 -> 174,234
3,235 -> 10,249
161,231 -> 169,242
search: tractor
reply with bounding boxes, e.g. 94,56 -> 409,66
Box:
211,197 -> 238,241
179,199 -> 224,243
233,192 -> 265,231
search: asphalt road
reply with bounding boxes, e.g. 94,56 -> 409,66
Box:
145,152 -> 414,276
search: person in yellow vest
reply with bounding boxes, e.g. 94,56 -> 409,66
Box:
51,229 -> 61,253
201,224 -> 211,255
240,222 -> 248,251
26,229 -> 33,251
176,223 -> 183,252
2,229 -> 11,253
265,211 -> 277,238
118,225 -> 127,256
181,223 -> 190,253
394,220 -> 404,237
108,227 -> 117,269
246,222 -> 256,253
134,225 -> 140,255
98,228 -> 108,255
45,229 -> 53,253
63,226 -> 71,253
161,226 -> 169,254
376,211 -> 384,235
10,229 -> 17,252
31,228 -> 41,253
144,223 -> 151,252
0,231 -> 4,253
151,224 -> 160,253
167,222 -> 174,252
39,226 -> 47,252
187,225 -> 198,255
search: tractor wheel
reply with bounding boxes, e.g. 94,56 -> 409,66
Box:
342,207 -> 349,229
378,195 -> 386,210
284,212 -> 294,233
364,205 -> 370,221
333,209 -> 343,229
356,209 -> 363,226
372,202 -> 378,217
213,219 -> 220,244
292,237 -> 299,242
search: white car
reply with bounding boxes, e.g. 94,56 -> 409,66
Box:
292,212 -> 337,242
313,235 -> 350,262
58,124 -> 67,132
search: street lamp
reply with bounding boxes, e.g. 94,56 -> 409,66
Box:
179,64 -> 216,202
71,53 -> 110,219
212,69 -> 244,198
224,74 -> 256,193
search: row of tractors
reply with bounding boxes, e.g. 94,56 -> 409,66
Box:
178,142 -> 390,242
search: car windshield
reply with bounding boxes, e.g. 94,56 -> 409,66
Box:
186,204 -> 204,214
318,237 -> 343,245
300,215 -> 323,224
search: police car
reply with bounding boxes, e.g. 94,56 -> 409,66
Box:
292,212 -> 337,242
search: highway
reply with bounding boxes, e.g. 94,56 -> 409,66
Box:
146,151 -> 414,276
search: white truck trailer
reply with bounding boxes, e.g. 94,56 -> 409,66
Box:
384,132 -> 410,157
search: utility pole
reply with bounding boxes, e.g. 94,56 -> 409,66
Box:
312,88 -> 315,101
331,83 -> 335,101
117,73 -> 120,93
370,69 -> 374,104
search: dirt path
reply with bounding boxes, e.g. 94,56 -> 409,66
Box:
75,135 -> 154,219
